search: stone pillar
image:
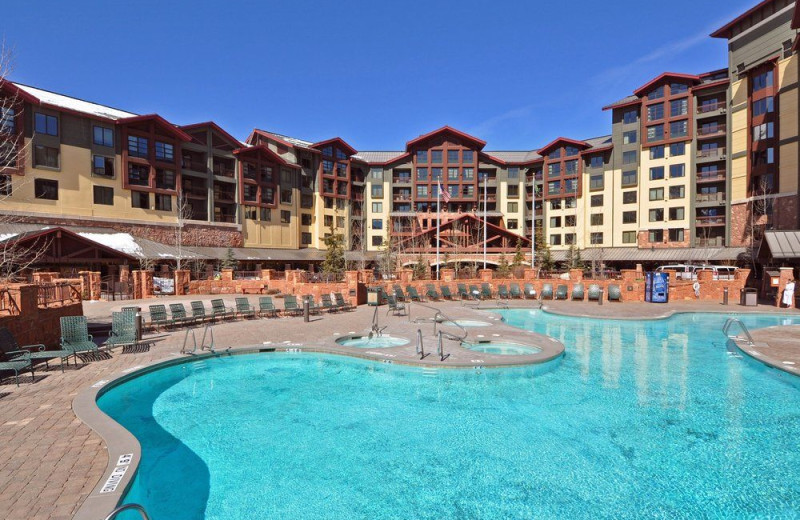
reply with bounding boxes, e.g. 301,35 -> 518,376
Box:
697,270 -> 713,282
119,265 -> 130,286
359,269 -> 374,285
398,269 -> 413,284
569,268 -> 583,282
261,269 -> 276,281
78,271 -> 91,300
17,284 -> 38,316
479,269 -> 493,282
777,267 -> 796,308
132,270 -> 143,300
90,272 -> 102,300
221,268 -> 234,281
441,268 -> 455,283
174,270 -> 191,296
345,271 -> 360,306
523,268 -> 537,281
663,269 -> 677,287
140,270 -> 154,298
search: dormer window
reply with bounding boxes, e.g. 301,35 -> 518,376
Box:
648,86 -> 664,100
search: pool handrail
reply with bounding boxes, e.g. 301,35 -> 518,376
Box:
103,503 -> 151,520
410,301 -> 468,342
722,318 -> 754,344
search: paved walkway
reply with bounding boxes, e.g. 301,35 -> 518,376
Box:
0,297 -> 798,519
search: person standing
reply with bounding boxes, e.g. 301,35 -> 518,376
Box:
782,278 -> 795,308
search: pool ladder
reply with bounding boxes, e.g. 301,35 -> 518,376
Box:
369,306 -> 387,338
415,329 -> 449,361
181,324 -> 223,354
409,302 -> 468,342
103,503 -> 151,520
722,318 -> 754,345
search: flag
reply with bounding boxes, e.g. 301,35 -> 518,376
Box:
439,182 -> 451,203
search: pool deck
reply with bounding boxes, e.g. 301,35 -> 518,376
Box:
1,296 -> 798,519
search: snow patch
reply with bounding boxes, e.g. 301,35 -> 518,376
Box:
77,232 -> 143,256
14,83 -> 137,121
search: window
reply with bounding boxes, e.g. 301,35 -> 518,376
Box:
0,175 -> 11,196
670,82 -> 688,94
548,163 -> 561,176
622,191 -> 637,204
372,219 -> 383,230
371,184 -> 383,198
91,186 -> 113,205
649,208 -> 664,222
462,185 -> 474,197
648,230 -> 663,242
564,197 -> 577,209
260,208 -> 271,221
336,163 -> 347,177
669,120 -> 688,138
590,173 -> 604,190
448,167 -> 459,180
155,194 -> 172,211
621,170 -> 637,187
590,232 -> 603,245
416,168 -> 428,181
565,214 -> 576,226
447,150 -> 459,163
507,219 -> 518,229
669,228 -> 684,242
322,146 -> 333,157
649,187 -> 664,201
462,168 -> 474,181
370,167 -> 383,179
649,145 -> 664,159
550,199 -> 562,210
372,236 -> 383,247
550,234 -> 561,246
622,230 -> 636,244
302,233 -> 312,245
280,210 -> 291,224
590,194 -> 603,207
508,167 -> 519,179
337,216 -> 345,228
669,185 -> 685,199
301,213 -> 312,225
280,189 -> 292,204
93,126 -> 113,147
372,202 -> 382,213
547,181 -> 560,195
753,97 -> 774,116
647,125 -> 664,142
243,184 -> 258,202
623,109 -> 638,124
669,207 -> 685,220
128,136 -> 148,158
431,168 -> 442,181
565,233 -> 576,245
462,150 -> 474,163
431,150 -> 442,164
128,164 -> 149,186
33,145 -> 59,169
416,185 -> 428,198
590,213 -> 603,225
263,187 -> 275,205
549,216 -> 561,228
590,156 -> 604,168
669,142 -> 685,156
507,185 -> 519,197
649,167 -> 664,180
622,151 -> 637,165
622,211 -> 636,224
416,150 -> 428,163
753,69 -> 773,92
565,160 -> 578,175
648,86 -> 664,100
155,169 -> 175,190
335,149 -> 347,160
508,202 -> 518,212
752,122 -> 774,141
647,103 -> 664,121
670,98 -> 688,117
565,146 -> 579,157
752,147 -> 775,166
0,107 -> 16,133
324,215 -> 333,227
563,179 -> 577,193
131,191 -> 149,209
34,113 -> 58,136
669,164 -> 685,178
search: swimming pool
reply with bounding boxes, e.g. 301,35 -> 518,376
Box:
99,311 -> 800,519
335,335 -> 409,348
462,340 -> 542,355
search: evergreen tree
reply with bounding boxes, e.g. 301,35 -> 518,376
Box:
512,238 -> 525,267
220,247 -> 238,270
412,253 -> 428,280
497,253 -> 511,278
322,227 -> 346,278
533,228 -> 554,271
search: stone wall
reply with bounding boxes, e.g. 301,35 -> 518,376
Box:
0,284 -> 83,349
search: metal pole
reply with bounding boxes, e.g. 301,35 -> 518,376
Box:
436,183 -> 440,281
303,298 -> 310,322
483,174 -> 487,270
134,307 -> 142,341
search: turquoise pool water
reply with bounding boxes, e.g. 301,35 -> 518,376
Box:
335,335 -> 409,348
99,311 -> 800,519
462,340 -> 542,355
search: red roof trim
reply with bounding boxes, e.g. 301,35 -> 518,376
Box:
691,78 -> 730,92
536,137 -> 591,156
180,121 -> 242,148
602,98 -> 642,111
3,227 -> 137,261
116,114 -> 193,142
233,145 -> 301,169
405,126 -> 487,151
311,137 -> 357,156
711,0 -> 775,38
579,144 -> 613,155
250,129 -> 322,154
632,72 -> 701,97
0,80 -> 40,104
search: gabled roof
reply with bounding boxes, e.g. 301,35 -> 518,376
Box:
602,95 -> 640,111
116,114 -> 193,142
632,72 -> 701,97
233,144 -> 301,168
481,150 -> 543,166
248,129 -> 321,154
400,213 -> 532,247
312,137 -> 357,157
0,226 -> 138,262
710,0 -> 778,38
405,126 -> 487,151
180,121 -> 243,148
9,82 -> 137,121
759,229 -> 800,259
536,137 -> 591,156
354,151 -> 411,165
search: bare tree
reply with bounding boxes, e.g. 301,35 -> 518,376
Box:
175,191 -> 191,272
744,176 -> 773,272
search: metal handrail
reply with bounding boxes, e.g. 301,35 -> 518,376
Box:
723,318 -> 754,344
103,503 -> 151,520
416,329 -> 428,359
437,331 -> 450,361
181,324 -> 218,354
410,301 -> 468,341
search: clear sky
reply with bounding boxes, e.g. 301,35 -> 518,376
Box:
6,0 -> 753,151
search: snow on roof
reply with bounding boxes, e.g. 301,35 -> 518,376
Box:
14,83 -> 138,121
260,130 -> 314,148
77,232 -> 143,257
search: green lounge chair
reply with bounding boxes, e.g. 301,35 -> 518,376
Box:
457,283 -> 470,300
406,286 -> 423,302
283,295 -> 303,316
481,283 -> 494,300
523,283 -> 537,299
148,304 -> 174,331
608,284 -> 622,302
393,285 -> 406,302
191,301 -> 209,322
509,283 -> 522,299
385,295 -> 405,316
440,286 -> 454,300
0,327 -> 68,376
572,283 -> 584,301
320,294 -> 339,313
258,296 -> 279,317
169,303 -> 196,326
498,284 -> 510,299
334,292 -> 355,311
60,316 -> 100,362
555,284 -> 568,300
426,284 -> 441,301
587,284 -> 601,301
541,283 -> 554,300
104,311 -> 140,352
469,285 -> 481,300
0,347 -> 33,386
302,295 -> 322,315
211,299 -> 235,321
235,297 -> 256,319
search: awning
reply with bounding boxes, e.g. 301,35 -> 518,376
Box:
760,230 -> 800,259
548,246 -> 748,263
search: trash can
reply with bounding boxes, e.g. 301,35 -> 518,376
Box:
740,288 -> 758,306
367,287 -> 385,306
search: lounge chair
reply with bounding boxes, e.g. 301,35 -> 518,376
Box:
406,286 -> 423,302
481,283 -> 494,300
386,295 -> 405,316
0,327 -> 68,374
169,303 -> 196,326
210,299 -> 235,321
191,301 -> 209,322
440,286 -> 454,300
509,283 -> 522,299
498,284 -> 510,299
235,297 -> 256,319
104,311 -> 140,352
259,296 -> 279,317
587,284 -> 601,301
0,347 -> 33,386
571,283 -> 584,301
393,285 -> 406,302
60,316 -> 100,362
541,283 -> 554,300
457,283 -> 470,300
320,294 -> 339,313
555,284 -> 568,300
469,285 -> 482,300
334,292 -> 355,311
302,295 -> 322,315
426,284 -> 441,301
608,284 -> 622,302
283,295 -> 303,317
523,283 -> 537,299
148,304 -> 174,331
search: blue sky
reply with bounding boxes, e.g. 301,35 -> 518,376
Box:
6,0 -> 751,151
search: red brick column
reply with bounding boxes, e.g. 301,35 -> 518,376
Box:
260,269 -> 276,281
174,270 -> 190,296
569,269 -> 583,282
398,269 -> 413,284
119,265 -> 130,286
221,269 -> 234,281
359,270 -> 374,285
479,269 -> 493,282
777,267 -> 796,308
441,268 -> 455,283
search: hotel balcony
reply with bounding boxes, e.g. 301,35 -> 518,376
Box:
695,236 -> 725,247
696,148 -> 726,163
696,171 -> 726,183
695,216 -> 726,227
212,157 -> 236,178
182,151 -> 208,175
695,192 -> 726,206
697,124 -> 726,139
182,179 -> 207,198
392,176 -> 412,184
696,100 -> 726,119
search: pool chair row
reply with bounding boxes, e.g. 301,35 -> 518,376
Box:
392,282 -> 540,302
539,283 -> 622,302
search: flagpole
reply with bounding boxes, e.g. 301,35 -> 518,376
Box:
483,174 -> 487,270
531,174 -> 535,272
436,183 -> 440,280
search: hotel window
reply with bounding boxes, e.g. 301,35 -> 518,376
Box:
752,122 -> 774,141
128,164 -> 149,186
622,151 -> 637,165
752,148 -> 775,166
669,185 -> 685,199
621,170 -> 637,187
649,229 -> 663,243
547,163 -> 561,176
431,168 -> 442,181
669,207 -> 685,220
565,146 -> 579,157
590,232 -> 603,245
622,109 -> 637,124
550,234 -> 561,246
590,156 -> 604,169
0,175 -> 10,195
281,210 -> 291,223
448,167 -> 459,180
337,216 -> 345,228
462,150 -> 474,163
565,215 -> 577,226
565,160 -> 578,175
416,185 -> 428,198
263,187 -> 275,204
93,185 -> 113,205
622,191 -> 636,204
549,216 -> 561,228
34,113 -> 58,136
372,236 -> 383,247
462,185 -> 474,197
565,197 -> 577,209
649,167 -> 664,181
508,202 -> 518,212
550,199 -> 562,210
335,149 -> 347,160
370,167 -> 383,180
372,202 -> 382,212
649,187 -> 664,200
155,142 -> 174,162
550,149 -> 562,159
261,208 -> 271,221
670,98 -> 688,117
131,191 -> 149,209
508,167 -> 519,179
371,184 -> 383,198
155,194 -> 172,211
622,231 -> 636,244
34,145 -> 59,168
336,163 -> 347,177
622,131 -> 637,145
589,174 -> 603,190
669,120 -> 688,138
507,185 -> 519,197
447,150 -> 459,163
280,189 -> 292,204
301,213 -> 312,226
462,168 -> 474,181
431,150 -> 442,164
155,169 -> 175,190
416,150 -> 428,163
416,167 -> 428,181
752,70 -> 774,92
649,145 -> 664,159
507,219 -> 518,229
622,211 -> 636,224
0,107 -> 16,133
128,135 -> 148,158
324,215 -> 333,227
302,232 -> 312,245
590,213 -> 603,226
243,184 -> 258,202
323,160 -> 334,174
565,233 -> 576,245
647,125 -> 664,142
669,142 -> 685,156
669,164 -> 685,178
753,97 -> 774,116
670,82 -> 688,94
590,194 -> 603,207
93,126 -> 113,147
648,86 -> 664,100
649,208 -> 663,222
448,185 -> 459,198
564,179 -> 578,192
647,103 -> 664,121
547,181 -> 560,195
669,228 -> 684,242
322,146 -> 333,156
